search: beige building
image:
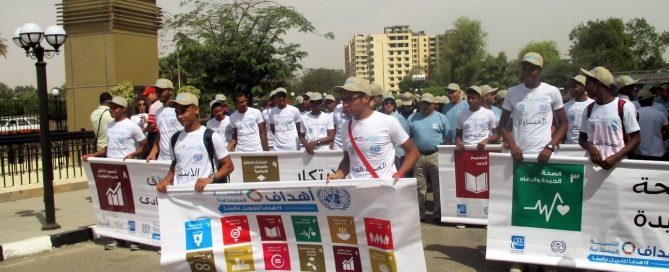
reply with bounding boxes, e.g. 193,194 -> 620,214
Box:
344,25 -> 442,94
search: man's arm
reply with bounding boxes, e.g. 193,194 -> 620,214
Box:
82,147 -> 107,161
455,129 -> 465,150
327,151 -> 350,180
258,122 -> 269,151
478,128 -> 500,151
537,108 -> 568,162
125,139 -> 147,160
395,139 -> 419,178
497,109 -> 522,160
146,133 -> 160,161
156,160 -> 176,193
601,131 -> 640,170
579,132 -> 602,165
227,128 -> 238,151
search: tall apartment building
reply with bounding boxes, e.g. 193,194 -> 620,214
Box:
344,25 -> 442,94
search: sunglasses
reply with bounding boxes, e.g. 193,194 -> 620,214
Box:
341,94 -> 362,103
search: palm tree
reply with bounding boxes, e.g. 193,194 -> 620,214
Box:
0,34 -> 8,58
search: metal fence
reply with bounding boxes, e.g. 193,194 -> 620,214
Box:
0,131 -> 95,189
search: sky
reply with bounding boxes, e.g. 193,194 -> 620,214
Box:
1,0 -> 668,88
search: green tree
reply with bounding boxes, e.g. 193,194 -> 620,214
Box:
518,41 -> 561,67
162,0 -> 333,104
625,18 -> 669,70
295,68 -> 346,94
568,18 -> 636,71
0,35 -> 7,58
478,52 -> 516,89
0,83 -> 16,100
433,17 -> 487,86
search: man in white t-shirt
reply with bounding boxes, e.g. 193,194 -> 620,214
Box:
300,92 -> 334,154
331,102 -> 349,150
156,93 -> 234,193
262,91 -> 276,148
206,94 -> 232,149
82,96 -> 146,161
147,78 -> 184,161
228,92 -> 269,152
456,86 -> 500,150
498,52 -> 568,162
269,87 -> 302,151
579,66 -> 640,170
563,75 -> 594,144
326,77 -> 419,180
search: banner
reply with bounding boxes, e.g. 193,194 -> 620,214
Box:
438,145 -> 501,225
228,150 -> 343,182
554,144 -> 586,157
158,179 -> 426,272
84,158 -> 171,246
486,153 -> 669,271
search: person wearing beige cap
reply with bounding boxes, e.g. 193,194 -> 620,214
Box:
228,92 -> 269,152
456,86 -> 500,151
299,92 -> 335,154
369,83 -> 385,111
82,96 -> 147,162
406,92 -> 450,222
327,77 -> 418,180
147,78 -> 184,161
399,91 -> 416,120
614,75 -> 641,109
268,87 -> 302,151
156,92 -> 234,193
563,75 -> 594,144
206,94 -> 232,149
480,84 -> 502,120
498,51 -> 568,163
324,94 -> 337,113
300,93 -> 312,114
578,66 -> 640,170
442,83 -> 464,115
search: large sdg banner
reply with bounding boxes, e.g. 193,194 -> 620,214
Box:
158,179 -> 426,272
83,158 -> 170,246
486,153 -> 669,271
228,150 -> 344,183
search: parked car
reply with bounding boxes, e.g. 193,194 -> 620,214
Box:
0,116 -> 40,134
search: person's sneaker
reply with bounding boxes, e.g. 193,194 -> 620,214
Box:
456,224 -> 466,229
104,240 -> 119,250
129,243 -> 140,251
509,263 -> 523,272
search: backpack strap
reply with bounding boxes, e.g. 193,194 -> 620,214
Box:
203,128 -> 217,173
170,130 -> 182,158
617,99 -> 629,145
586,102 -> 595,119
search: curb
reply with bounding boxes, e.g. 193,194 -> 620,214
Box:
0,226 -> 93,262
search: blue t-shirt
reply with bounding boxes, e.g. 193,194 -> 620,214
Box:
445,102 -> 469,142
393,112 -> 408,157
408,111 -> 450,153
490,106 -> 502,120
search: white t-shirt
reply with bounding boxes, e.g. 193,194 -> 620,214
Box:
269,105 -> 302,151
343,111 -> 409,178
563,98 -> 594,144
637,106 -> 668,157
170,127 -> 229,186
503,82 -> 564,153
456,107 -> 498,145
156,106 -> 184,161
580,98 -> 640,159
106,118 -> 145,159
130,113 -> 148,131
206,117 -> 232,148
301,112 -> 334,151
230,107 -> 265,152
262,108 -> 275,148
332,107 -> 349,150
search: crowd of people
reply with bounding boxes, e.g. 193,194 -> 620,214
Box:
80,52 -> 669,271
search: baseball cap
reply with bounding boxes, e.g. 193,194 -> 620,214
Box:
637,88 -> 654,100
395,99 -> 403,106
571,75 -> 587,86
480,85 -> 498,96
309,92 -> 323,101
581,66 -> 613,87
325,94 -> 336,101
110,96 -> 128,108
269,89 -> 278,98
295,96 -> 304,104
154,78 -> 174,89
173,92 -> 198,106
209,94 -> 227,109
334,77 -> 371,95
369,83 -> 384,96
446,83 -> 461,92
142,86 -> 156,96
465,86 -> 483,96
213,94 -> 226,101
438,95 -> 450,104
521,52 -> 544,68
614,75 -> 640,89
274,87 -> 287,95
497,90 -> 508,99
401,91 -> 413,102
420,93 -> 436,103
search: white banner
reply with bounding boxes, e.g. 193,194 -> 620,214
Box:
84,158 -> 170,246
486,153 -> 669,271
438,145 -> 502,225
228,150 -> 343,182
159,179 -> 426,272
554,144 -> 586,157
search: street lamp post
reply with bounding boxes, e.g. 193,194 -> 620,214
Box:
13,22 -> 67,230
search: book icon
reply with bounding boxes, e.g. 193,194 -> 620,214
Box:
465,172 -> 488,193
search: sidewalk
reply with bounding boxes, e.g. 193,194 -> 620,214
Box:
0,187 -> 95,261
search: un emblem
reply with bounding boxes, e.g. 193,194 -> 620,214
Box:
317,187 -> 352,210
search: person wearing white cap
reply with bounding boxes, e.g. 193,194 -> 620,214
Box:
407,92 -> 450,222
456,86 -> 500,151
578,66 -> 640,170
614,75 -> 641,109
299,92 -> 334,154
480,85 -> 502,120
207,94 -> 232,149
442,83 -> 465,115
327,77 -> 419,180
156,92 -> 234,192
498,52 -> 568,163
563,75 -> 594,144
324,94 -> 337,113
369,83 -> 385,111
82,96 -> 147,161
269,88 -> 302,151
444,83 -> 469,144
228,92 -> 269,152
147,78 -> 184,161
